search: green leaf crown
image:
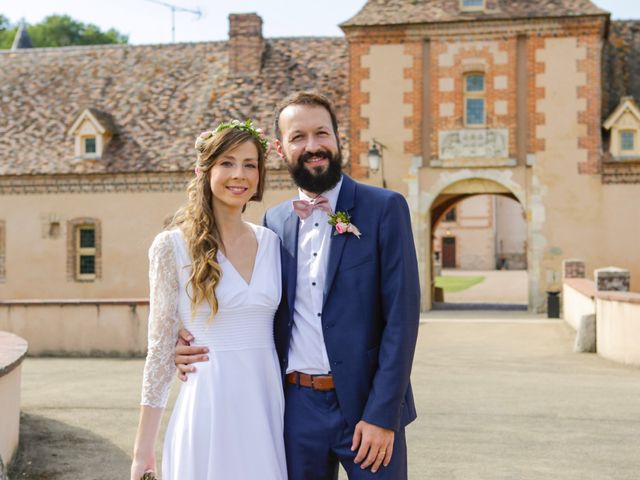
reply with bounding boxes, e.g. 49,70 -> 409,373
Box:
195,119 -> 269,154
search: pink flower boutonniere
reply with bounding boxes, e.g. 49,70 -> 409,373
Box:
328,211 -> 361,239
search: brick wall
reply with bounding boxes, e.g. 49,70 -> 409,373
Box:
228,13 -> 263,77
349,41 -> 373,179
430,37 -> 518,158
404,42 -> 423,157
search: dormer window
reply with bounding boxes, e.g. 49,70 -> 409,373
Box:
69,108 -> 115,160
461,0 -> 485,11
620,131 -> 635,152
603,97 -> 640,160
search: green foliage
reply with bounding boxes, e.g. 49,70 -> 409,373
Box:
0,14 -> 17,49
435,275 -> 485,293
0,14 -> 128,49
327,211 -> 351,227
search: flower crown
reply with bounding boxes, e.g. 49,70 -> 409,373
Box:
194,119 -> 270,155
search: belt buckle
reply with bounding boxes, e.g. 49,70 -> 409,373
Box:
311,374 -> 331,391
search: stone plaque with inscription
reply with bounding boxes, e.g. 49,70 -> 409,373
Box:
439,129 -> 508,160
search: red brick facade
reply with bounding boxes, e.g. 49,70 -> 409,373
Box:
429,37 -> 517,158
345,16 -> 607,176
349,41 -> 372,179
403,42 -> 423,157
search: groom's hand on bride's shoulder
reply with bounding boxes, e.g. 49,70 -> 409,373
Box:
175,328 -> 209,382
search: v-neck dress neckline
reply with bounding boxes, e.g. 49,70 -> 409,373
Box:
217,222 -> 262,289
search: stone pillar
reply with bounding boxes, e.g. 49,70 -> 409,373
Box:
562,258 -> 585,279
228,13 -> 263,77
594,267 -> 630,292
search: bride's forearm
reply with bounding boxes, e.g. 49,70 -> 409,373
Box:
133,405 -> 164,460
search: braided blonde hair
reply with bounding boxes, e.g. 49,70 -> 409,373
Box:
170,126 -> 267,321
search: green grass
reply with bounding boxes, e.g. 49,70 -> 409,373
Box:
435,275 -> 485,293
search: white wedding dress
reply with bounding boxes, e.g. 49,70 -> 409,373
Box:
140,223 -> 287,480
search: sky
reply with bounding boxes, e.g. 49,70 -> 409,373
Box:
1,0 -> 638,45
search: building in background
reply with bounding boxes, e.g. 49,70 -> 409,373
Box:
434,194 -> 526,271
341,0 -> 640,310
1,1 -> 639,331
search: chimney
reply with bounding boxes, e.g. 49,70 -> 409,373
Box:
228,13 -> 264,77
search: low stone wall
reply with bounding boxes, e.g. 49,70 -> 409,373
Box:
562,279 -> 596,331
0,331 -> 28,472
596,291 -> 640,366
563,277 -> 640,367
0,300 -> 149,356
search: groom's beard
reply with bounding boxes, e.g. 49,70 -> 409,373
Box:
286,148 -> 343,194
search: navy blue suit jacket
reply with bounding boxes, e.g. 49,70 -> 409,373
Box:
264,175 -> 420,432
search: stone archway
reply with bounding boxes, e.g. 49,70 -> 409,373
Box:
414,170 -> 545,312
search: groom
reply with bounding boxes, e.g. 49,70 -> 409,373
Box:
176,92 -> 420,479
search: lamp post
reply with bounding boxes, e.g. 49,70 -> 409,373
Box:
367,139 -> 387,188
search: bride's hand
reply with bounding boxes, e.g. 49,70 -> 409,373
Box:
130,454 -> 156,480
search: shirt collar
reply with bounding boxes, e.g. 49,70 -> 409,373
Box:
297,175 -> 343,213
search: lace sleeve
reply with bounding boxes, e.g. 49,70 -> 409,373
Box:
140,230 -> 180,408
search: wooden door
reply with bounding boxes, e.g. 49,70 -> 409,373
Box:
442,237 -> 456,268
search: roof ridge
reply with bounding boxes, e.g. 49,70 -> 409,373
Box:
0,39 -> 228,55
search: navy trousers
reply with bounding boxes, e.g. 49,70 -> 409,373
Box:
284,383 -> 408,480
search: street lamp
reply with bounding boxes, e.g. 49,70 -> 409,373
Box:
366,139 -> 387,187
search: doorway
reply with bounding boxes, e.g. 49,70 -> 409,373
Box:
442,237 -> 456,268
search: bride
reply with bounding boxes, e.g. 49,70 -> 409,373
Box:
130,121 -> 287,480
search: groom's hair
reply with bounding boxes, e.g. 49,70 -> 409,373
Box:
274,91 -> 339,140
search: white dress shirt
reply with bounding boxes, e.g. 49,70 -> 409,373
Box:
287,176 -> 343,375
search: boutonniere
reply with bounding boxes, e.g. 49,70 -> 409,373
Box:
328,211 -> 361,239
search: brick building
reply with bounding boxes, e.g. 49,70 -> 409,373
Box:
342,0 -> 640,310
1,0 -> 639,337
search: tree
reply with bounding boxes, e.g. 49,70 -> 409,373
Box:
0,14 -> 128,49
0,15 -> 17,49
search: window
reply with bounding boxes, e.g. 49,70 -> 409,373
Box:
67,218 -> 101,281
444,207 -> 457,222
465,73 -> 485,126
84,137 -> 97,154
82,136 -> 97,155
621,131 -> 635,152
77,226 -> 96,278
461,0 -> 485,11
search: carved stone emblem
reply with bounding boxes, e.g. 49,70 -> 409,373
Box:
439,129 -> 508,159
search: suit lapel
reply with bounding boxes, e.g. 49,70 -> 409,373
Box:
282,207 -> 300,310
323,175 -> 356,305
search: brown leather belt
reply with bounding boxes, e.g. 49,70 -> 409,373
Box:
286,371 -> 335,391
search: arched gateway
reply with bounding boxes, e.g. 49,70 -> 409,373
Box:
411,172 -> 546,312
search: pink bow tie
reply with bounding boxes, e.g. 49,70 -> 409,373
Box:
292,195 -> 332,220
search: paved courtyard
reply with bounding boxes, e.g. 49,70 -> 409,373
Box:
10,312 -> 640,479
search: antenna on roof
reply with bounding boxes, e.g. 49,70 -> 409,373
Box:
144,0 -> 202,43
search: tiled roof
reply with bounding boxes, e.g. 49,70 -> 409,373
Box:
0,38 -> 348,175
603,20 -> 640,119
341,0 -> 608,28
